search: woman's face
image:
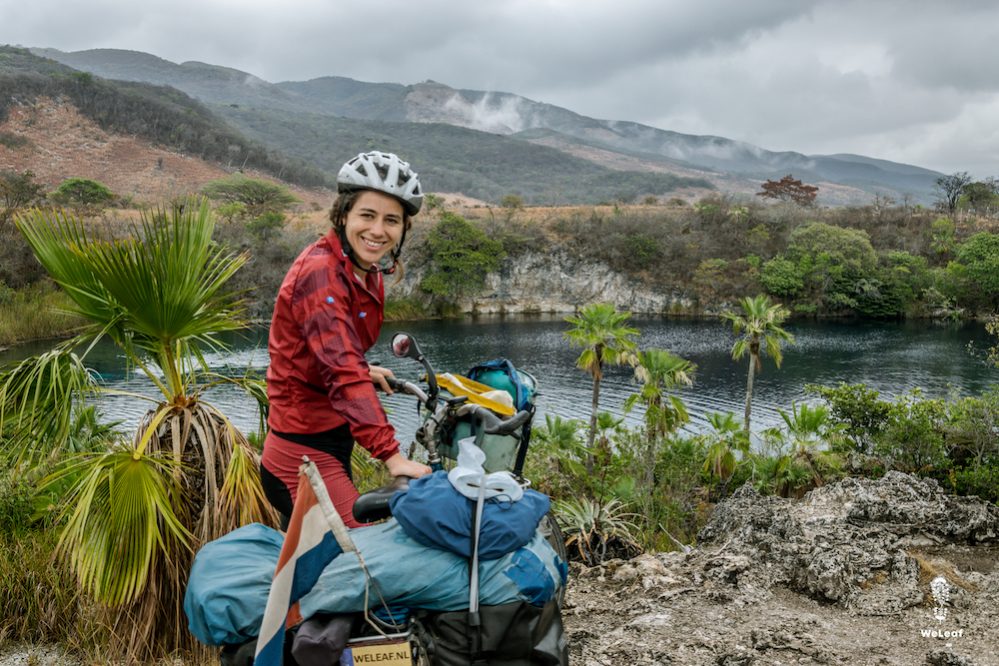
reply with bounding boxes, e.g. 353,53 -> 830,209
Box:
343,190 -> 406,269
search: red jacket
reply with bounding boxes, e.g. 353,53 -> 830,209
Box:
266,230 -> 398,461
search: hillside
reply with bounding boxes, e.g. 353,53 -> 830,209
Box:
29,47 -> 945,205
18,46 -> 713,205
0,96 -> 331,211
0,46 -> 326,189
214,105 -> 711,205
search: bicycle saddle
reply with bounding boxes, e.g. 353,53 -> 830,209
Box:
352,475 -> 411,524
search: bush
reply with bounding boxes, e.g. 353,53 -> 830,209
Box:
419,212 -> 504,305
874,392 -> 948,473
807,382 -> 892,454
202,174 -> 298,218
761,257 -> 804,297
951,462 -> 999,503
49,177 -> 115,208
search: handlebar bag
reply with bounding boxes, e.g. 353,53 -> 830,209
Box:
442,418 -> 521,474
466,359 -> 537,411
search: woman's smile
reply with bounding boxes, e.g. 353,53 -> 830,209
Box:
344,190 -> 405,268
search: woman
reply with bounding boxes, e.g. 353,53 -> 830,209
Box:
261,151 -> 431,527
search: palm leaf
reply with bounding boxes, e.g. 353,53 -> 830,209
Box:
48,449 -> 191,606
0,347 -> 99,466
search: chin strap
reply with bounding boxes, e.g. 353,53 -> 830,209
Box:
337,226 -> 406,275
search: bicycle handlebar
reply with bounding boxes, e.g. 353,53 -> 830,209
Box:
455,403 -> 532,435
387,376 -> 529,435
386,377 -> 429,403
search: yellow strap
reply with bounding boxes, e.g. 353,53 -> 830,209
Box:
434,372 -> 516,416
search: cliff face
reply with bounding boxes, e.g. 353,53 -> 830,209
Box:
390,249 -> 695,315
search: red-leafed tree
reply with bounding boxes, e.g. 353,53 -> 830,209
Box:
756,174 -> 819,206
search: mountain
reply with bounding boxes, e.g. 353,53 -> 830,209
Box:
0,46 -> 326,188
25,47 -> 944,204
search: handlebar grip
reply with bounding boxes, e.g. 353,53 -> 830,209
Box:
386,376 -> 407,392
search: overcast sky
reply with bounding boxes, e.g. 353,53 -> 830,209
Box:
3,0 -> 997,177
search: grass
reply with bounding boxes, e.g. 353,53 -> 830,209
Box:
384,296 -> 433,321
0,527 -> 112,659
0,282 -> 84,347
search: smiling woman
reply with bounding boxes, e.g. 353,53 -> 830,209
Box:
261,151 -> 432,530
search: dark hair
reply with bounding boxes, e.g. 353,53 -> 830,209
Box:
329,189 -> 413,283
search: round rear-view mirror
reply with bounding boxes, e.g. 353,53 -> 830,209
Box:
391,333 -> 413,358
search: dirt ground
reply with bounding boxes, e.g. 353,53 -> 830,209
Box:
564,473 -> 999,666
3,473 -> 997,666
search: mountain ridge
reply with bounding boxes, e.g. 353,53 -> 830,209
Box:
23,46 -> 944,204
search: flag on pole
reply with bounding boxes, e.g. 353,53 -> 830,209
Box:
254,457 -> 357,665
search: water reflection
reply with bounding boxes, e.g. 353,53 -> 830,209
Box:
2,316 -> 996,444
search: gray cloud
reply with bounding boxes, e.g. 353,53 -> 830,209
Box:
2,0 -> 996,175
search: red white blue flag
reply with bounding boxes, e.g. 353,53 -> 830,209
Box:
254,458 -> 355,665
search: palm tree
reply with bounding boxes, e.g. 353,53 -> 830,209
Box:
1,200 -> 274,659
778,401 -> 843,489
564,303 -> 639,472
722,295 -> 794,433
624,349 -> 694,490
702,411 -> 749,477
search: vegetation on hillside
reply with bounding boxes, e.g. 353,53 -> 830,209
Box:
215,105 -> 713,205
0,46 -> 327,188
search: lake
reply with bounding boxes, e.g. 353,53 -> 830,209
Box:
2,316 -> 997,444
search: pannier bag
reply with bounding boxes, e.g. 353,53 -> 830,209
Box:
414,599 -> 567,666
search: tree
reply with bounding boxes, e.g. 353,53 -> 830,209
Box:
785,221 -> 878,313
49,177 -> 115,208
959,178 -> 999,216
3,199 -> 274,659
950,232 -> 999,312
201,174 -> 298,218
0,170 -> 45,228
756,175 -> 819,206
624,349 -> 694,491
419,212 -> 505,306
723,295 -> 795,433
934,171 -> 972,214
500,194 -> 524,210
564,303 -> 639,472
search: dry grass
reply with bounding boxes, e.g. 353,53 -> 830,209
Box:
0,282 -> 84,347
909,550 -> 979,602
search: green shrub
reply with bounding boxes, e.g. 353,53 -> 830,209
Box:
49,177 -> 115,207
419,212 -> 504,305
760,256 -> 804,297
874,392 -> 949,473
951,462 -> 999,503
247,210 -> 285,241
807,382 -> 892,454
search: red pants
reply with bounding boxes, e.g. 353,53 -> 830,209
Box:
260,427 -> 366,528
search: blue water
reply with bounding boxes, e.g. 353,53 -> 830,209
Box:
2,316 -> 996,443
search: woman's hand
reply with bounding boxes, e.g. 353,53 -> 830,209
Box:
384,452 -> 431,479
369,365 -> 396,393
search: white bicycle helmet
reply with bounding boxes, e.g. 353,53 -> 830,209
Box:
337,151 -> 424,215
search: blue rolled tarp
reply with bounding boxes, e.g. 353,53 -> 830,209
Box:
184,519 -> 566,646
